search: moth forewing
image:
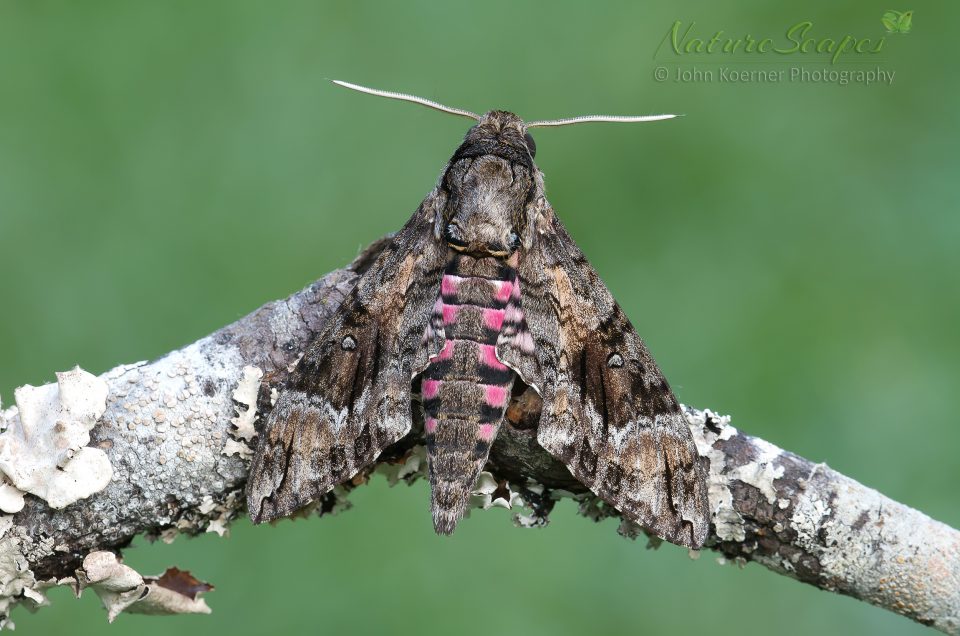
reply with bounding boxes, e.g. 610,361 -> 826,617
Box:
245,196 -> 448,523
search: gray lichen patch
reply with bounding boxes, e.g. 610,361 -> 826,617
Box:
95,336 -> 255,531
684,406 -> 745,542
682,405 -> 960,634
0,367 -> 113,512
786,467 -> 960,633
0,518 -> 68,630
0,329 -> 260,615
0,519 -> 38,630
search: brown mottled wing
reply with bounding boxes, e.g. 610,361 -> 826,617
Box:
497,212 -> 709,548
246,195 -> 447,523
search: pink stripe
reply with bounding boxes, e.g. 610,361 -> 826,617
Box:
494,281 -> 513,303
478,423 -> 496,441
483,308 -> 505,331
441,275 -> 460,296
484,384 -> 509,408
511,279 -> 521,300
504,305 -> 523,323
478,344 -> 508,370
425,418 -> 438,434
436,339 -> 454,361
422,379 -> 441,399
442,303 -> 459,325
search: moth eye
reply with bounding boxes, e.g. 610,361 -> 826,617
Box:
607,353 -> 624,368
341,335 -> 357,351
508,231 -> 520,250
523,132 -> 537,159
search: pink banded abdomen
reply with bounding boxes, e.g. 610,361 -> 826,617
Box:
421,254 -> 522,451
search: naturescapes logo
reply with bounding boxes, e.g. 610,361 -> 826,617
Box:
654,13 -> 912,65
882,10 -> 913,33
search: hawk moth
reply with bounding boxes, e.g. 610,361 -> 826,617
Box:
246,81 -> 710,548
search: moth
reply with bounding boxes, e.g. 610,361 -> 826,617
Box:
246,80 -> 709,548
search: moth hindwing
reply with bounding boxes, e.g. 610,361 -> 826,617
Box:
246,102 -> 709,548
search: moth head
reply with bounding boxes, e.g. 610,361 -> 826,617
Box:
437,111 -> 538,258
330,80 -> 676,258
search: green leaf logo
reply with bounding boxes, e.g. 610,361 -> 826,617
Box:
882,10 -> 913,33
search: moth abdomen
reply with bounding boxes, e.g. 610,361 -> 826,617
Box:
421,254 -> 520,534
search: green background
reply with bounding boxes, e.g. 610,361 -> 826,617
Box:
1,1 -> 956,634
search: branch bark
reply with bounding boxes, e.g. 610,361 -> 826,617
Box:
0,239 -> 957,633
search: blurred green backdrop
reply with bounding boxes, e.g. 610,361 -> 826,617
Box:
1,1 -> 957,634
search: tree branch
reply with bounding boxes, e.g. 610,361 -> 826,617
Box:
0,239 -> 957,633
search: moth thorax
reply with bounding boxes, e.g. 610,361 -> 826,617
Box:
443,156 -> 532,258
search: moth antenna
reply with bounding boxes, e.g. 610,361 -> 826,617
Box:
526,113 -> 677,127
331,80 -> 480,121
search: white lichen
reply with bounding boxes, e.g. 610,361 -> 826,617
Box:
511,480 -> 552,529
222,366 -> 262,460
791,495 -> 831,549
0,368 -> 113,512
202,491 -> 240,537
221,439 -> 253,460
470,471 -> 523,511
514,511 -> 548,529
230,366 -> 262,443
0,479 -> 23,515
685,406 -> 745,542
726,437 -> 784,505
376,446 -> 427,486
